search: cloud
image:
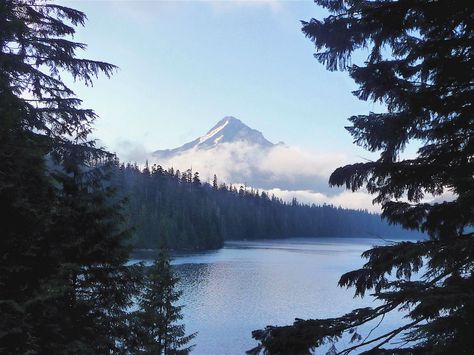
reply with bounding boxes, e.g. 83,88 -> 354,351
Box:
262,188 -> 458,214
266,188 -> 381,212
149,141 -> 350,196
113,138 -> 150,163
263,186 -> 458,215
424,189 -> 457,204
114,138 -> 461,212
143,141 -> 460,212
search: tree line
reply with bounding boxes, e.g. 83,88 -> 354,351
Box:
116,162 -> 421,251
1,2 -> 192,353
3,1 -> 471,354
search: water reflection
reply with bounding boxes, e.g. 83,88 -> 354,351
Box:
132,238 -> 405,354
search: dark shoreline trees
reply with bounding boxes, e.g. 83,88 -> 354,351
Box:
0,1 -> 139,352
250,0 -> 473,354
117,163 -> 421,251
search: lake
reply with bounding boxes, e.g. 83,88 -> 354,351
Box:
133,237 -> 409,354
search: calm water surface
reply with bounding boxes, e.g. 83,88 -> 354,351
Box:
133,237 -> 407,354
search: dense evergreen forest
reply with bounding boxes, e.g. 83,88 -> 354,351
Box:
116,163 -> 421,250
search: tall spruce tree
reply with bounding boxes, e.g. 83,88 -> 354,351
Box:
133,247 -> 197,354
0,1 -> 139,352
250,0 -> 473,354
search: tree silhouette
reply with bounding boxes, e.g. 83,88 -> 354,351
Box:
0,1 -> 139,352
250,0 -> 473,353
133,247 -> 197,354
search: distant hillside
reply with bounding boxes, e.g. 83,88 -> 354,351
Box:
114,163 -> 423,251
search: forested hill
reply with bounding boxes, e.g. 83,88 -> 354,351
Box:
115,163 -> 422,250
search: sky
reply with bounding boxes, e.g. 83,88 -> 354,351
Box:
59,0 -> 394,210
62,0 -> 380,155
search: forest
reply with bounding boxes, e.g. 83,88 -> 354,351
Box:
2,0 -> 472,354
116,162 -> 421,250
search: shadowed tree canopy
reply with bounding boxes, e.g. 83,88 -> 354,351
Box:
115,162 -> 418,251
131,247 -> 197,354
249,0 -> 473,354
0,1 -> 140,353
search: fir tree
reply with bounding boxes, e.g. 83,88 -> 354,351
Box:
47,153 -> 141,353
192,171 -> 201,186
250,0 -> 474,354
0,1 -> 139,352
134,247 -> 197,354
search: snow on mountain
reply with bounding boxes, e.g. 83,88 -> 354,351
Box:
152,116 -> 275,158
147,116 -> 379,211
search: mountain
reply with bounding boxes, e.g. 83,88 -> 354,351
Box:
153,116 -> 276,158
149,116 -> 333,194
148,116 -> 349,207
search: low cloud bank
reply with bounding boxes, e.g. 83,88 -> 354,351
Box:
151,142 -> 350,197
266,188 -> 380,213
113,140 -> 456,212
149,141 -> 381,210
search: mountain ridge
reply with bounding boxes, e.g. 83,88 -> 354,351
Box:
153,116 -> 277,158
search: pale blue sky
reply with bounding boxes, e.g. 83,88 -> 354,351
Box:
62,0 -> 382,158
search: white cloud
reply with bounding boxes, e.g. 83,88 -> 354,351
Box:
113,138 -> 150,163
116,140 -> 460,212
150,141 -> 351,195
156,145 -> 459,210
262,144 -> 349,181
262,188 -> 458,214
266,188 -> 381,213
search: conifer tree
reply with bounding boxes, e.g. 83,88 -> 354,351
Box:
134,247 -> 197,354
47,153 -> 141,353
0,1 -> 139,352
250,0 -> 474,354
192,171 -> 201,186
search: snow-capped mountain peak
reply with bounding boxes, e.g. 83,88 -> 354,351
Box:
198,117 -> 232,145
153,116 -> 275,158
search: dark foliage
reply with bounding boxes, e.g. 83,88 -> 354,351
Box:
250,0 -> 473,354
116,163 -> 420,251
131,247 -> 196,354
0,1 -> 139,352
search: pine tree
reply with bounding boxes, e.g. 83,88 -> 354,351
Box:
134,247 -> 197,354
192,171 -> 201,186
0,1 -> 139,352
250,0 -> 474,354
0,70 -> 57,353
47,153 -> 141,353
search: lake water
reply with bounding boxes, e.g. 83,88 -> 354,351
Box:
133,238 -> 408,354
